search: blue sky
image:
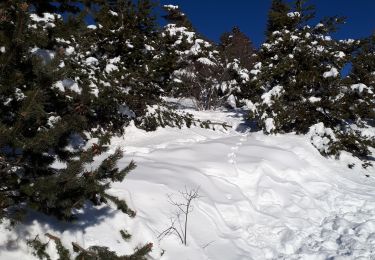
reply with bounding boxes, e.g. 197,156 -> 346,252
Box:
158,0 -> 375,48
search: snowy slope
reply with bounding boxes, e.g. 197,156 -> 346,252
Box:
1,110 -> 375,260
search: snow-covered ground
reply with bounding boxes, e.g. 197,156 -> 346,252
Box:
1,109 -> 375,260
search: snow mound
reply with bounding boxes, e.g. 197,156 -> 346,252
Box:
323,67 -> 339,78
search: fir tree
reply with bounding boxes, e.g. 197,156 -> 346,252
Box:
218,27 -> 256,105
219,26 -> 256,71
162,4 -> 193,29
0,0 -> 135,222
74,0 -> 191,131
249,0 -> 374,166
161,5 -> 246,110
347,34 -> 375,124
266,0 -> 315,38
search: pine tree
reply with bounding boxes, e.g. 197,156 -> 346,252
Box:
162,4 -> 193,29
347,34 -> 375,123
266,0 -> 315,38
0,0 -> 135,222
218,27 -> 256,105
161,5 -> 244,110
74,0 -> 190,131
219,26 -> 256,71
248,0 -> 374,166
350,34 -> 375,88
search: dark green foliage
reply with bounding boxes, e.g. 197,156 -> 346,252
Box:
160,6 -> 255,110
102,193 -> 136,217
120,229 -> 132,241
266,0 -> 315,38
75,0 -> 187,130
138,106 -> 194,131
218,27 -> 256,102
347,34 -> 375,124
0,0 -> 136,223
27,236 -> 51,260
27,233 -> 152,260
248,0 -> 374,165
97,149 -> 137,182
162,4 -> 193,29
75,243 -> 152,260
55,239 -> 71,260
161,6 -> 218,109
350,34 -> 375,87
128,243 -> 153,259
219,26 -> 256,71
266,0 -> 292,37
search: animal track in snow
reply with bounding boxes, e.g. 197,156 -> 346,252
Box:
227,131 -> 250,165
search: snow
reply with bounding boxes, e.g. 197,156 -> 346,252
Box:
226,94 -> 236,108
52,79 -> 81,94
254,62 -> 262,69
335,51 -> 346,59
164,5 -> 179,10
109,10 -> 118,16
47,116 -> 61,128
14,88 -> 25,101
30,48 -> 55,63
308,96 -> 321,103
316,45 -> 325,52
2,110 -> 375,260
52,81 -> 65,92
144,44 -> 155,51
173,78 -> 183,83
261,85 -> 284,106
231,61 -> 250,81
264,117 -> 276,133
324,36 -> 332,41
65,46 -> 75,56
250,69 -> 260,75
85,57 -> 99,66
291,35 -> 299,41
190,40 -> 203,55
29,13 -> 60,29
90,82 -> 99,97
164,24 -> 195,44
119,105 -> 135,118
323,67 -> 339,78
351,83 -> 373,94
287,12 -> 301,18
240,71 -> 249,82
126,41 -> 134,49
197,57 -> 215,66
340,39 -> 355,44
308,122 -> 336,154
105,63 -> 119,73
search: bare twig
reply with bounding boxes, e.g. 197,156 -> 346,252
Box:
158,186 -> 201,246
